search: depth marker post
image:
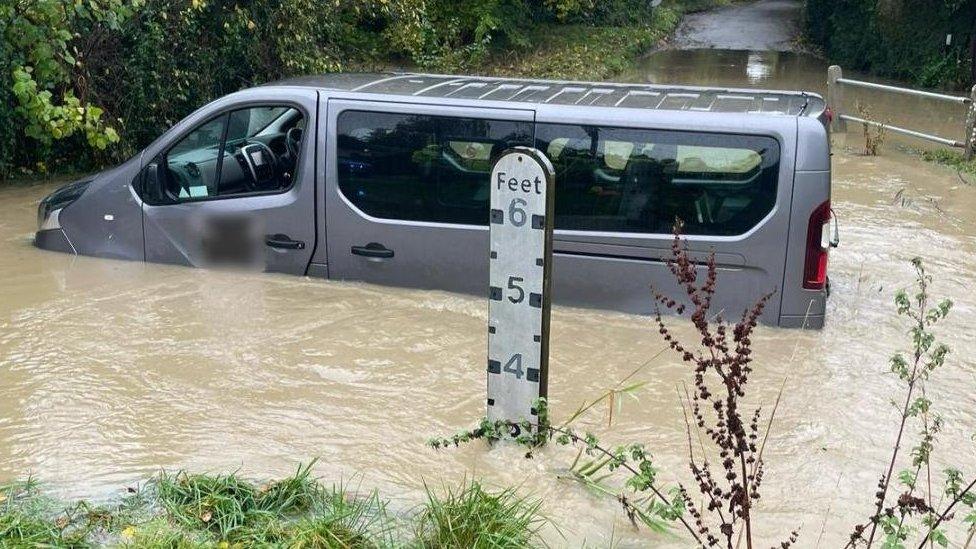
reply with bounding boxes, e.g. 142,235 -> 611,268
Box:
486,147 -> 555,436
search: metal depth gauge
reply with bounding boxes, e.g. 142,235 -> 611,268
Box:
486,147 -> 555,434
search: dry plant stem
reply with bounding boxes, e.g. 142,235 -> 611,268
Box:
891,387 -> 931,538
753,378 -> 786,478
740,456 -> 752,548
677,386 -> 729,529
652,226 -> 788,549
734,377 -> 787,549
559,348 -> 666,429
922,385 -> 934,549
817,475 -> 845,549
682,382 -> 709,458
865,294 -> 928,547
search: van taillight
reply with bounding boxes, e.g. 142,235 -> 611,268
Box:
803,200 -> 831,290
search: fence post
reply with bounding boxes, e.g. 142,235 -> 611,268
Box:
965,84 -> 976,161
827,65 -> 846,133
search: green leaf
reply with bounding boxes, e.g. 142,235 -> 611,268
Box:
898,469 -> 916,489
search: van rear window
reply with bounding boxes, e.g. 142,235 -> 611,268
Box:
535,123 -> 779,236
336,112 -> 779,236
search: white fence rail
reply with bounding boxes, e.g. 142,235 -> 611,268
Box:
827,65 -> 976,160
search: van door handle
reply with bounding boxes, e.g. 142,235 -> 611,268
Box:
351,242 -> 394,259
265,234 -> 306,250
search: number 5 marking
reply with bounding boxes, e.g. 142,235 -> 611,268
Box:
507,276 -> 524,303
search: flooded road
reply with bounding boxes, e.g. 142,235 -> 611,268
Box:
3,55 -> 976,548
671,0 -> 802,51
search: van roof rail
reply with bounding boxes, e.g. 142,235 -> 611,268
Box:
269,72 -> 825,117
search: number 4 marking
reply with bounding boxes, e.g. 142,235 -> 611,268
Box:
504,353 -> 524,379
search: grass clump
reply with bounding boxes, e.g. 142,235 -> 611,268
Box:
153,460 -> 390,546
0,477 -> 92,548
285,505 -> 382,548
285,483 -> 391,548
0,509 -> 66,547
1,462 -> 399,548
255,462 -> 321,516
155,470 -> 261,538
920,148 -> 976,177
230,481 -> 391,548
120,517 -> 210,548
413,480 -> 545,549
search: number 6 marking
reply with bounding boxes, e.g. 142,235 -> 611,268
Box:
508,198 -> 527,227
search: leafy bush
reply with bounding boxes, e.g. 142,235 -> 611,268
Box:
387,0 -> 537,70
1,0 -> 134,177
102,0 -> 385,158
0,0 -> 665,179
545,0 -> 655,26
806,0 -> 975,89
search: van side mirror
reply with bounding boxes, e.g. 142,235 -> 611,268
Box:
138,160 -> 170,205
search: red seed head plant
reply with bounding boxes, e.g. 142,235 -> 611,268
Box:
430,224 -> 801,547
653,222 -> 794,549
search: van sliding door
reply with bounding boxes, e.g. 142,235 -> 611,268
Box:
324,100 -> 534,294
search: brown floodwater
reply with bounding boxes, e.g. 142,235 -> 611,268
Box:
2,51 -> 976,547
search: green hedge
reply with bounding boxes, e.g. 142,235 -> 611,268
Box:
0,14 -> 15,178
0,0 -> 660,179
806,0 -> 975,89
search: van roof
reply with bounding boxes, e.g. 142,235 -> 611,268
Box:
270,72 -> 825,117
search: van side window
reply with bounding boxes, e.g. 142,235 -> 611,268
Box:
216,107 -> 303,197
536,124 -> 779,236
336,110 -> 532,225
165,115 -> 226,199
150,106 -> 305,204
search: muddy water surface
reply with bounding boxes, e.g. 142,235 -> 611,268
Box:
3,54 -> 976,547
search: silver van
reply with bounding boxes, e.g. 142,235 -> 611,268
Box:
35,73 -> 834,328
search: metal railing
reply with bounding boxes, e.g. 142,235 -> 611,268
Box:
826,65 -> 976,160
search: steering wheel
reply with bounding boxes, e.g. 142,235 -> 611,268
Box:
235,141 -> 278,190
285,127 -> 303,159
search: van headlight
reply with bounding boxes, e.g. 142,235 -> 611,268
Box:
38,179 -> 91,231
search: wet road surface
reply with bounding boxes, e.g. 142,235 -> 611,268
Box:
671,0 -> 803,51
